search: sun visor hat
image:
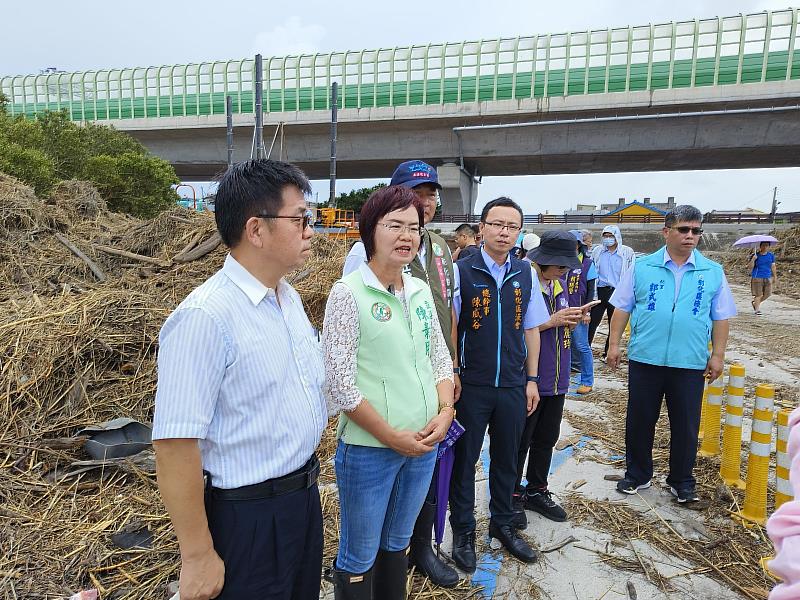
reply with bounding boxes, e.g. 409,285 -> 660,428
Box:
526,230 -> 582,269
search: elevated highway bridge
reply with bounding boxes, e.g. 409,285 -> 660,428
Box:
4,9 -> 800,213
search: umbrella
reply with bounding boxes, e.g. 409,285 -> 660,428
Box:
434,419 -> 465,546
733,234 -> 778,249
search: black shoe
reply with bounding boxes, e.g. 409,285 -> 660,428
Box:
332,564 -> 374,600
669,486 -> 699,504
511,493 -> 528,530
488,521 -> 538,564
373,547 -> 409,600
524,489 -> 567,522
615,477 -> 652,495
451,530 -> 477,573
409,502 -> 459,587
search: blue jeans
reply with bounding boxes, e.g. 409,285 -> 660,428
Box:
335,440 -> 437,573
572,322 -> 594,387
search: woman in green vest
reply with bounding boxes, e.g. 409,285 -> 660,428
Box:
322,185 -> 456,600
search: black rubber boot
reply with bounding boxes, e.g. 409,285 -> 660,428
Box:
333,564 -> 374,600
373,547 -> 409,600
409,501 -> 459,587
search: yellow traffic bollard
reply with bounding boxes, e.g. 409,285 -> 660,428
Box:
698,341 -> 713,441
739,384 -> 775,525
776,409 -> 793,510
698,380 -> 709,441
720,364 -> 746,489
698,375 -> 724,457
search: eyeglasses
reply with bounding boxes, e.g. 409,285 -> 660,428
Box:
256,209 -> 314,230
378,222 -> 421,236
671,226 -> 703,236
483,221 -> 522,234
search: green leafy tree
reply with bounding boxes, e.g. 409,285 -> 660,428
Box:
84,152 -> 179,218
328,183 -> 386,212
0,108 -> 179,217
0,141 -> 57,195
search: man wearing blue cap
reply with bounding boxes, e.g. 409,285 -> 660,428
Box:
342,160 -> 459,587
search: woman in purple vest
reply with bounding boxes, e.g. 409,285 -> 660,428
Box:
514,231 -> 583,524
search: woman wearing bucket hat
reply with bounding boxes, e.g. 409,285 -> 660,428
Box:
514,231 -> 586,525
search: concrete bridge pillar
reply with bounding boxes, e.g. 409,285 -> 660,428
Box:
437,162 -> 478,216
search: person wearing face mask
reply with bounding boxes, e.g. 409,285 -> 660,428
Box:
588,225 -> 635,359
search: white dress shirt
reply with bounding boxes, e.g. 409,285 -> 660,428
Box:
153,254 -> 327,489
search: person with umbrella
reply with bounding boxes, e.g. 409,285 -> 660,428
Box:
750,241 -> 778,315
322,185 -> 455,600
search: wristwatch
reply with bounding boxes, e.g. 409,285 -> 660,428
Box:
453,367 -> 461,375
526,375 -> 540,383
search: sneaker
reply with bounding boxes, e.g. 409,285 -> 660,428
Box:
511,493 -> 527,530
669,486 -> 699,503
576,385 -> 592,395
616,477 -> 652,495
524,489 -> 567,522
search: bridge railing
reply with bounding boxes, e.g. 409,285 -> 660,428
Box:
3,8 -> 800,121
703,211 -> 800,223
437,212 -> 800,225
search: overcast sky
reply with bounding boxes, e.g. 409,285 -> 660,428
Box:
2,0 -> 798,213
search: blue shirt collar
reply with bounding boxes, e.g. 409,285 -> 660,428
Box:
480,246 -> 511,274
663,248 -> 696,268
222,254 -> 279,306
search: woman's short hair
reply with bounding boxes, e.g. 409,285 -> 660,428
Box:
359,185 -> 424,260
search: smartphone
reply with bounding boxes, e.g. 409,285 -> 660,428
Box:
580,300 -> 602,312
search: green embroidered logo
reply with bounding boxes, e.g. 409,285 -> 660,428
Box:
371,302 -> 392,322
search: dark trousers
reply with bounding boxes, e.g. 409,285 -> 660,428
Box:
207,484 -> 323,599
588,286 -> 616,356
516,394 -> 566,492
626,360 -> 706,491
449,383 -> 526,533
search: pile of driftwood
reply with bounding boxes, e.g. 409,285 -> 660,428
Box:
0,175 -> 486,599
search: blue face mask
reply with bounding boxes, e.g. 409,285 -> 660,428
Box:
602,237 -> 616,248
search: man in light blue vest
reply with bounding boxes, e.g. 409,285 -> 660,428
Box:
606,205 -> 736,504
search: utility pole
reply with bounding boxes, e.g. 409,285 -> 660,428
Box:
226,95 -> 234,168
329,82 -> 338,206
253,54 -> 265,159
770,186 -> 779,223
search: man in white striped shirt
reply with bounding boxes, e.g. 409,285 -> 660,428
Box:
153,160 -> 327,600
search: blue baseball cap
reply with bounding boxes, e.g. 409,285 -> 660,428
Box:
389,160 -> 442,190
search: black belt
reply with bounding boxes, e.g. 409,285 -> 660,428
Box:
209,454 -> 319,501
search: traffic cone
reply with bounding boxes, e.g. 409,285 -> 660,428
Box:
776,409 -> 793,510
699,380 -> 709,441
739,384 -> 775,525
720,365 -> 746,489
698,375 -> 724,457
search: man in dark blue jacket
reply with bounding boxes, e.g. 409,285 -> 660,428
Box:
449,197 -> 550,571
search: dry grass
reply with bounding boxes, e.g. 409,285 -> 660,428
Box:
0,175 -> 487,599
